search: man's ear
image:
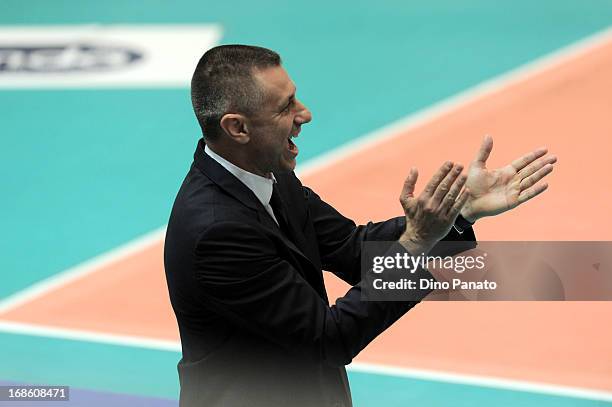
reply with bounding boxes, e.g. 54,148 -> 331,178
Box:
219,114 -> 250,144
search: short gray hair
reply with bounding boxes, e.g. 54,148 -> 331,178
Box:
191,45 -> 281,141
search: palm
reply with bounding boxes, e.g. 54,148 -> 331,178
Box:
465,163 -> 521,217
461,135 -> 556,222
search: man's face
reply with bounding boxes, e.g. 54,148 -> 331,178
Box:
247,66 -> 312,174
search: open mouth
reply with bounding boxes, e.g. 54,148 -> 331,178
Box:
287,135 -> 299,156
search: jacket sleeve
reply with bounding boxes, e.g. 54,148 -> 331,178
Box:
193,220 -> 426,367
302,186 -> 477,285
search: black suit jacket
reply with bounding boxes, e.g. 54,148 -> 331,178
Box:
164,139 -> 476,407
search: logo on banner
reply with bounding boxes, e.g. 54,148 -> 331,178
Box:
0,25 -> 223,88
0,44 -> 144,73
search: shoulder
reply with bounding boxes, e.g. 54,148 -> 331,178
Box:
166,165 -> 259,244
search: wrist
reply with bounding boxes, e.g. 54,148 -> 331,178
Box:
398,232 -> 436,256
459,207 -> 478,223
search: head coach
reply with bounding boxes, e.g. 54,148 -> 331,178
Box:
164,45 -> 556,406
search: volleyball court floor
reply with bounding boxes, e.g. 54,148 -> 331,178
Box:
1,2 -> 611,406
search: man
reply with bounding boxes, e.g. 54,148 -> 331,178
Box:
164,45 -> 556,406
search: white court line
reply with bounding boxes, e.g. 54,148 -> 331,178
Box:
0,320 -> 181,352
0,25 -> 611,400
0,227 -> 166,314
349,362 -> 612,402
0,319 -> 610,401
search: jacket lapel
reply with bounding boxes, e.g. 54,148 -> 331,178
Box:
271,183 -> 328,300
271,181 -> 321,270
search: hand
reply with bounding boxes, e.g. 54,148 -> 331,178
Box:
399,161 -> 470,255
460,135 -> 557,222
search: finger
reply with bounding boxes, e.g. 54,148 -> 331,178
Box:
518,154 -> 557,179
422,161 -> 453,198
473,135 -> 493,166
440,174 -> 467,214
520,164 -> 553,190
430,164 -> 462,209
517,182 -> 548,205
400,167 -> 419,200
448,187 -> 470,218
511,147 -> 548,171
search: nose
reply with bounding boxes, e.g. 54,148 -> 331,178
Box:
294,99 -> 312,125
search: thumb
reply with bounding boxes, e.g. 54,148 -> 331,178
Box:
473,134 -> 493,167
401,167 -> 419,199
